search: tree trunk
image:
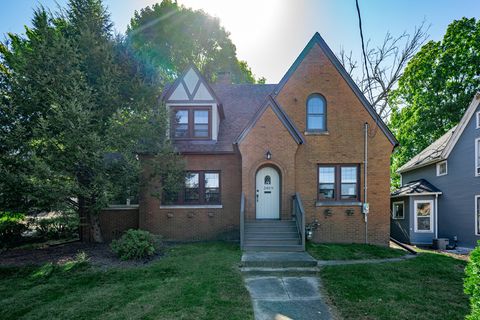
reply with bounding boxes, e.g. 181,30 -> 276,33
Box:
89,212 -> 103,243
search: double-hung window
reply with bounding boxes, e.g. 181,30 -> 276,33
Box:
476,195 -> 480,236
414,200 -> 433,232
318,165 -> 359,201
163,171 -> 221,205
306,94 -> 326,132
173,107 -> 211,139
476,138 -> 480,176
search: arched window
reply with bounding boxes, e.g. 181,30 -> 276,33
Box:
306,94 -> 326,131
264,175 -> 271,185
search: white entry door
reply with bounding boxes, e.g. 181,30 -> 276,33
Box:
256,167 -> 280,219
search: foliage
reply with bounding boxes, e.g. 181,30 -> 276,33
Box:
34,212 -> 79,240
306,242 -> 406,260
0,242 -> 251,319
110,229 -> 160,260
465,242 -> 480,320
390,18 -> 480,186
322,252 -> 468,320
0,212 -> 27,244
127,0 -> 261,84
0,0 -> 184,241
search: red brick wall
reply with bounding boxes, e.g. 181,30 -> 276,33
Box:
238,106 -> 299,221
274,43 -> 392,245
138,153 -> 242,241
99,208 -> 139,242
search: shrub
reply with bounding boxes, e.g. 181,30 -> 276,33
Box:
0,212 -> 27,244
110,229 -> 160,260
35,212 -> 79,240
465,241 -> 480,320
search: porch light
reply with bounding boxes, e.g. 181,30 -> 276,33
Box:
265,150 -> 272,160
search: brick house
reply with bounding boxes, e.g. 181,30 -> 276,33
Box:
131,33 -> 397,250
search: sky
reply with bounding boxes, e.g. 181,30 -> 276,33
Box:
1,0 -> 479,83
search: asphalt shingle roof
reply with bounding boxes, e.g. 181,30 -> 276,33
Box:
391,179 -> 442,197
172,83 -> 276,153
397,126 -> 457,173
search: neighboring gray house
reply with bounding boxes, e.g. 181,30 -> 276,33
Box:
391,93 -> 480,248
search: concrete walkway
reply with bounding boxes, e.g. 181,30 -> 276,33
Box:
244,276 -> 333,320
317,254 -> 417,266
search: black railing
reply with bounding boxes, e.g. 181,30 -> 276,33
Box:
240,192 -> 245,249
292,192 -> 306,250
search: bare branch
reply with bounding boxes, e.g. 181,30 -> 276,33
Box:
340,21 -> 430,121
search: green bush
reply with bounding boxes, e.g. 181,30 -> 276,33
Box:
0,212 -> 27,244
110,229 -> 160,260
465,241 -> 480,320
35,212 -> 79,240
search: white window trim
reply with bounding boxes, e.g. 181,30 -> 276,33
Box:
476,137 -> 480,177
414,199 -> 434,233
392,201 -> 405,219
475,195 -> 480,236
476,111 -> 480,129
436,160 -> 448,176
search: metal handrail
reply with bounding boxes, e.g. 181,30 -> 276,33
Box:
240,192 -> 245,250
292,192 -> 306,250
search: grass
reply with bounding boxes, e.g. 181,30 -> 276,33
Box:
321,252 -> 469,320
307,242 -> 407,260
0,242 -> 253,320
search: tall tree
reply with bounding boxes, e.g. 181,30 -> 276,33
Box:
390,18 -> 480,184
0,1 -> 183,242
126,0 -> 261,84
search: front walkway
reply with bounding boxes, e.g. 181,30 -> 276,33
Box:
241,250 -> 419,320
244,276 -> 333,320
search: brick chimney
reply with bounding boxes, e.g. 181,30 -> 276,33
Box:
217,71 -> 232,84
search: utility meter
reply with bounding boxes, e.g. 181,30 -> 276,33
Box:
362,202 -> 369,214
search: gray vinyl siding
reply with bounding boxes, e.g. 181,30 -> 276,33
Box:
390,197 -> 410,243
401,102 -> 480,248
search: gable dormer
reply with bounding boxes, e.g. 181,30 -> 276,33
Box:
162,64 -> 224,141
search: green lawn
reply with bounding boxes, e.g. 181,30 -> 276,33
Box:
321,252 -> 469,320
0,242 -> 253,320
307,242 -> 407,260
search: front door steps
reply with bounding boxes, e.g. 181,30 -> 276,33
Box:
244,220 -> 303,252
240,251 -> 318,276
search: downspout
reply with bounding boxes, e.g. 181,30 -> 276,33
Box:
364,122 -> 369,244
435,194 -> 438,239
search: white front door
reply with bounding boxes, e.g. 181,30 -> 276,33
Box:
256,167 -> 280,219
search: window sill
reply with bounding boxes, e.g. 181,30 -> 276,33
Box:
159,204 -> 223,209
316,201 -> 362,207
305,131 -> 329,136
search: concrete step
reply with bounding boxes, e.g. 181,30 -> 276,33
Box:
243,244 -> 305,252
240,267 -> 319,276
245,239 -> 300,246
241,252 -> 317,267
245,232 -> 299,239
245,225 -> 297,231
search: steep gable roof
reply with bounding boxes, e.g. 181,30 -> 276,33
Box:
273,32 -> 398,147
162,64 -> 225,119
398,92 -> 480,173
235,95 -> 305,145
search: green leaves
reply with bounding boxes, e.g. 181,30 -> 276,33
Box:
0,0 -> 183,229
126,0 -> 260,84
390,18 -> 480,185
